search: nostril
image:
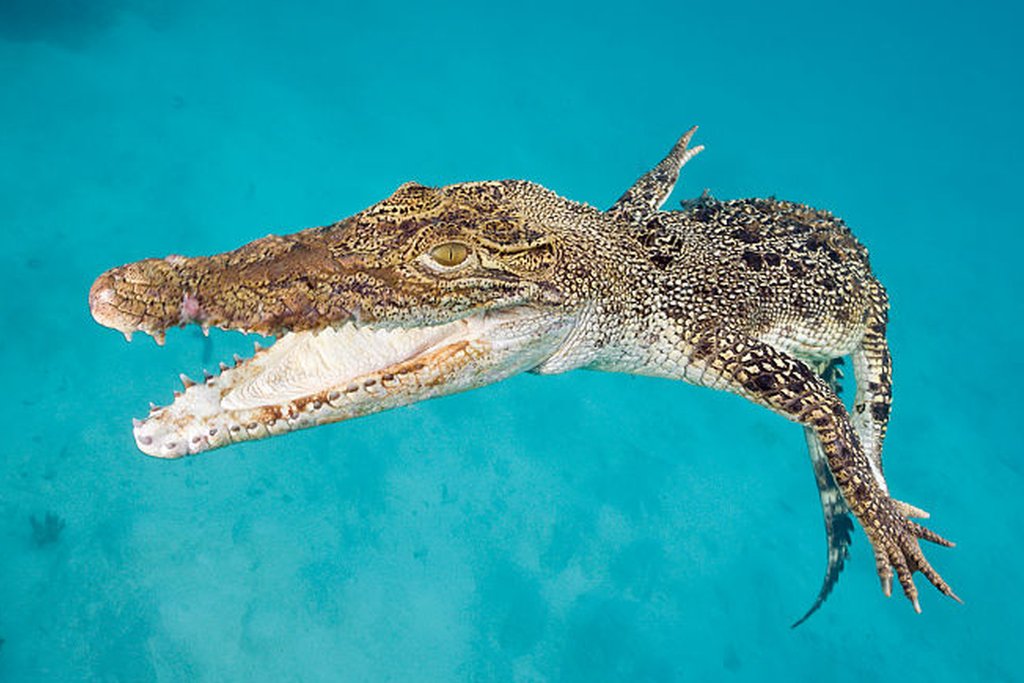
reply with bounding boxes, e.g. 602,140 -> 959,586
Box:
180,291 -> 203,322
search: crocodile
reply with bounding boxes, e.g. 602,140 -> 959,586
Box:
88,127 -> 959,619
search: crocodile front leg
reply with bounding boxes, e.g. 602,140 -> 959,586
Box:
683,329 -> 959,611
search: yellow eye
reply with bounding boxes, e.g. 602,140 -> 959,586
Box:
429,242 -> 470,267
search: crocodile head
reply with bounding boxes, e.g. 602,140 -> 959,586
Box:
89,180 -> 605,457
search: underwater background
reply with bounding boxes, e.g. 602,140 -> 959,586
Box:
1,0 -> 1021,680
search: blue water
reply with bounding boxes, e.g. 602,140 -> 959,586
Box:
2,1 -> 1021,680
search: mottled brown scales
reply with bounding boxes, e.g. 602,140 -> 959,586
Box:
89,127 -> 958,622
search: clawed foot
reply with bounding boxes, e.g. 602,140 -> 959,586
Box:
865,497 -> 961,612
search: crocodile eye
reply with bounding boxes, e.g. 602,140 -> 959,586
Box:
429,242 -> 469,267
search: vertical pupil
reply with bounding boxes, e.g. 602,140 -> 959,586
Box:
432,243 -> 466,265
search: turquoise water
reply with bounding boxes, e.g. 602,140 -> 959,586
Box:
2,1 -> 1021,680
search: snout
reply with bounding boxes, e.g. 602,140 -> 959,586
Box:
88,258 -> 188,339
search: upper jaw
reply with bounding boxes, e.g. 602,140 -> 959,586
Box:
86,222 -> 398,342
87,250 -> 359,343
87,246 -> 547,343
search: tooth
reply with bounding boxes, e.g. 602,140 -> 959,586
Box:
132,418 -> 143,428
203,369 -> 214,381
201,325 -> 210,337
153,331 -> 166,346
179,373 -> 196,389
173,390 -> 182,398
123,331 -> 134,343
219,361 -> 230,372
233,353 -> 244,366
253,341 -> 263,352
149,402 -> 159,413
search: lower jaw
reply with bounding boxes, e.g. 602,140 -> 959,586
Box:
131,308 -> 571,458
135,337 -> 484,457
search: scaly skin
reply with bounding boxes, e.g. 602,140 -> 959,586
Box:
88,127 -> 958,618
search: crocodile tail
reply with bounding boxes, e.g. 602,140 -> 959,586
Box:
792,358 -> 854,628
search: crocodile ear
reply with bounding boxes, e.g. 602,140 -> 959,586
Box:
607,126 -> 704,223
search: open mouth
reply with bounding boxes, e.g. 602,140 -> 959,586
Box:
88,248 -> 574,458
126,311 -> 531,458
89,298 -> 569,458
